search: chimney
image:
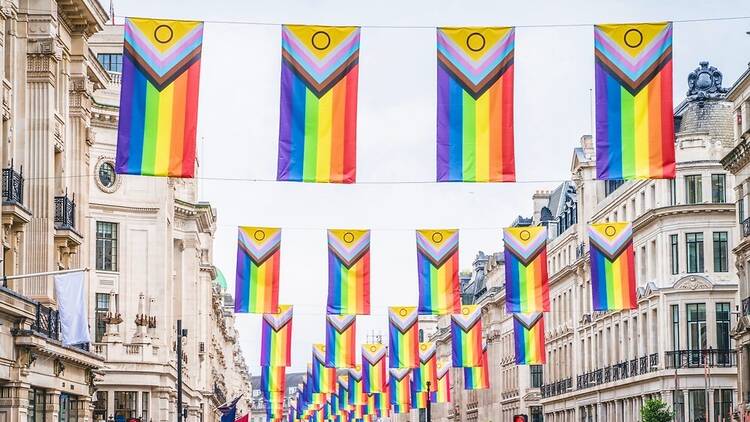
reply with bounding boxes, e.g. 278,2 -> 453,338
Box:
532,190 -> 551,222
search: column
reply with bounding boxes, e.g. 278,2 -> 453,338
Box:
0,384 -> 31,422
44,390 -> 61,422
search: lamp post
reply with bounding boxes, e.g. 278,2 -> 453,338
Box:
426,381 -> 432,422
177,320 -> 188,422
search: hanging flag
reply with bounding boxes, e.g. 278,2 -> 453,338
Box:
513,312 -> 546,365
388,369 -> 412,406
325,314 -> 357,368
409,383 -> 432,410
261,365 -> 287,393
261,304 -> 293,367
436,27 -> 516,182
362,343 -> 387,393
388,306 -> 419,368
347,366 -> 365,406
337,375 -> 351,412
366,393 -> 388,417
218,396 -> 242,422
327,229 -> 371,314
594,22 -> 675,180
277,25 -> 361,183
235,227 -> 281,313
588,222 -> 637,310
416,229 -> 461,315
504,226 -> 550,313
450,305 -> 483,367
414,342 -> 437,392
435,360 -> 451,403
54,271 -> 92,346
463,342 -> 490,390
116,18 -> 203,177
313,344 -> 337,393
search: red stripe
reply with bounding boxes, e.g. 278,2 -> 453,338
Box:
270,251 -> 280,312
647,72 -> 663,178
501,65 -> 515,182
659,61 -> 675,178
624,244 -> 637,308
488,76 -> 501,181
538,248 -> 550,311
181,61 -> 201,177
169,73 -> 187,176
361,251 -> 371,314
342,65 -> 359,183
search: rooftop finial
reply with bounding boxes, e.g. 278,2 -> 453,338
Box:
687,61 -> 728,102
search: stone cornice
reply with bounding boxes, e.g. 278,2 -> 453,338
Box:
721,138 -> 750,173
632,203 -> 734,232
92,202 -> 160,214
56,0 -> 108,37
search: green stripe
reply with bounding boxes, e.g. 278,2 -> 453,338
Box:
620,87 -> 635,178
141,83 -> 160,174
303,89 -> 318,181
341,264 -> 349,312
462,91 -> 476,182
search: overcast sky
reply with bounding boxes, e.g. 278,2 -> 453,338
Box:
115,0 -> 750,373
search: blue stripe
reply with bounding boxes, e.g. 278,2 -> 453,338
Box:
448,76 -> 463,181
606,72 -> 623,179
289,71 -> 307,180
128,62 -> 147,173
591,249 -> 610,311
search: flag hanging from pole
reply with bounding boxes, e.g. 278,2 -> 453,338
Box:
54,271 -> 92,346
588,222 -> 637,311
388,369 -> 411,406
416,229 -> 461,315
414,342 -> 437,392
313,344 -> 337,393
463,341 -> 490,389
388,307 -> 419,368
327,229 -> 371,314
504,226 -> 549,313
261,305 -> 293,367
234,227 -> 281,314
435,361 -> 451,403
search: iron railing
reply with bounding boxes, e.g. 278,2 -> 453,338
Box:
540,378 -> 572,398
664,349 -> 736,369
54,193 -> 75,230
562,353 -> 660,393
2,162 -> 23,205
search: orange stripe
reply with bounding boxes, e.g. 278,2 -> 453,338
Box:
169,73 -> 187,175
330,79 -> 346,182
647,72 -> 662,177
488,78 -> 502,181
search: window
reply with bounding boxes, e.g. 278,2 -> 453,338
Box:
713,232 -> 728,272
530,406 -> 543,422
96,222 -> 118,271
97,53 -> 123,72
418,329 -> 424,342
740,197 -> 745,224
673,390 -> 685,422
671,304 -> 680,351
713,389 -> 733,422
530,365 -> 543,388
687,304 -> 707,365
670,234 -> 679,275
94,391 -> 108,421
114,391 -> 137,419
98,162 -> 116,188
686,233 -> 704,273
689,390 -> 706,422
669,179 -> 677,205
604,179 -> 624,196
95,293 -> 110,342
712,174 -> 726,203
717,303 -> 731,365
685,175 -> 703,204
142,392 -> 150,422
27,389 -> 46,422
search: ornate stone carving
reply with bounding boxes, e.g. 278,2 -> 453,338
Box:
673,275 -> 712,290
687,61 -> 728,103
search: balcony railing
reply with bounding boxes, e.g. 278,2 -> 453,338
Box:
664,349 -> 736,369
54,193 -> 75,230
540,378 -> 572,398
559,353 -> 660,394
2,163 -> 23,205
27,301 -> 89,351
743,217 -> 750,237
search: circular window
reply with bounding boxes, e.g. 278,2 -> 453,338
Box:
98,162 -> 116,188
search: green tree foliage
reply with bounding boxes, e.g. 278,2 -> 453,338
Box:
641,398 -> 673,422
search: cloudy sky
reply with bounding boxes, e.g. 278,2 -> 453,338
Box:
115,0 -> 750,373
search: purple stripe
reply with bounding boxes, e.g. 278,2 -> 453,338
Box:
436,65 -> 451,181
277,61 -> 294,180
116,54 -> 135,173
595,62 -> 611,179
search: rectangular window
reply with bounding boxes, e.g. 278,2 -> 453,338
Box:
530,406 -> 543,422
686,232 -> 704,273
687,304 -> 707,365
713,232 -> 729,272
96,53 -> 123,73
740,196 -> 746,224
530,365 -> 543,388
95,293 -> 110,342
27,389 -> 45,422
713,389 -> 733,422
96,222 -> 118,271
142,392 -> 150,422
711,174 -> 726,203
670,234 -> 679,275
669,178 -> 677,205
605,179 -> 624,197
717,303 -> 731,366
689,390 -> 706,422
114,391 -> 137,419
674,389 -> 685,422
671,304 -> 680,351
94,391 -> 108,422
685,175 -> 703,204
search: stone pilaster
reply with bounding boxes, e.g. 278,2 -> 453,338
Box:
43,389 -> 61,422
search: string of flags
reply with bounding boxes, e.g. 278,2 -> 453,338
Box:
239,223 -> 636,420
113,18 -> 676,184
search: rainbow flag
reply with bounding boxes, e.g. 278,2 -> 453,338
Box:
327,229 -> 370,314
261,304 -> 293,367
234,227 -> 281,313
347,366 -> 365,406
362,343 -> 387,393
337,375 -> 351,412
589,222 -> 637,310
409,385 -> 433,410
366,393 -> 387,416
463,342 -> 489,389
278,25 -> 360,183
416,230 -> 461,315
594,22 -> 674,180
435,361 -> 451,403
513,313 -> 546,365
451,305 -> 483,367
388,369 -> 411,406
261,366 -> 287,393
116,18 -> 203,177
414,342 -> 437,392
504,227 -> 549,313
388,307 -> 419,368
325,314 -> 357,368
313,344 -> 337,393
436,27 -> 515,182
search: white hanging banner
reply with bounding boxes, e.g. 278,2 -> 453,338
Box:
54,271 -> 92,346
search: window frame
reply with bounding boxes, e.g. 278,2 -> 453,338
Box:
713,232 -> 729,273
670,234 -> 679,275
711,173 -> 726,203
685,174 -> 703,204
96,221 -> 119,272
686,232 -> 704,273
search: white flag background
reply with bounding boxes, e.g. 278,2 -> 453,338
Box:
54,271 -> 92,346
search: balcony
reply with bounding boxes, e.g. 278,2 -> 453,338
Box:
2,164 -> 23,205
54,193 -> 76,230
541,378 -> 572,398
664,349 -> 736,369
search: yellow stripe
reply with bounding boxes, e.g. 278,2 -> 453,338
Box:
475,92 -> 490,182
611,257 -> 622,310
153,83 -> 174,176
256,263 -> 267,312
436,264 -> 446,312
316,90 -> 333,182
633,85 -> 650,178
525,263 -> 535,313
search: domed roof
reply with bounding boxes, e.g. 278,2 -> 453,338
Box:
214,268 -> 227,290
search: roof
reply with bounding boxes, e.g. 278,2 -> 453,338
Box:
214,268 -> 228,290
